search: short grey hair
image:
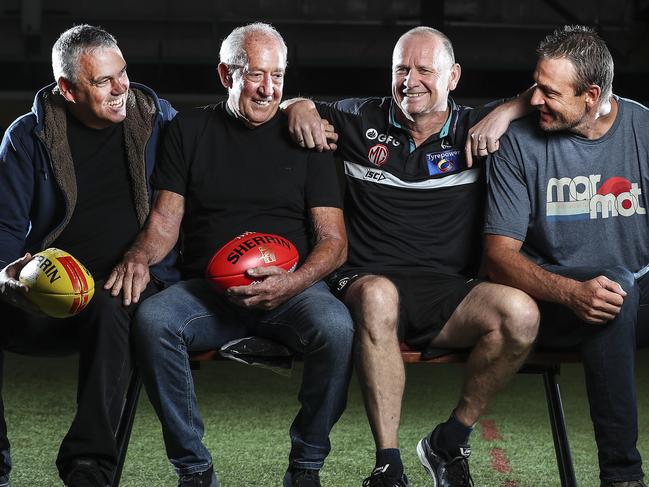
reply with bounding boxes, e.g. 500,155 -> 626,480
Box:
394,26 -> 456,65
219,22 -> 288,69
52,24 -> 119,84
537,25 -> 614,101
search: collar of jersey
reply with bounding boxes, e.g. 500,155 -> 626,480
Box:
388,97 -> 456,139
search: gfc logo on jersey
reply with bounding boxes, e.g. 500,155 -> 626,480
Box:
426,150 -> 463,176
365,128 -> 400,147
546,175 -> 646,221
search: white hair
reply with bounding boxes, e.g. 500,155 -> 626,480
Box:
219,22 -> 288,69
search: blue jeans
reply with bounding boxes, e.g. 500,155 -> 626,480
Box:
134,279 -> 354,476
537,265 -> 646,483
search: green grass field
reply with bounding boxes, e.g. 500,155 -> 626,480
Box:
4,350 -> 649,486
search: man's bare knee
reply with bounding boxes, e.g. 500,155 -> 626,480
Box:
346,275 -> 399,339
497,288 -> 540,350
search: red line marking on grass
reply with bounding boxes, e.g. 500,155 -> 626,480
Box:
480,419 -> 503,441
490,447 -> 512,473
480,418 -> 519,485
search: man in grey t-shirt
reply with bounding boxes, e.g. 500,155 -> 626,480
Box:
484,25 -> 648,487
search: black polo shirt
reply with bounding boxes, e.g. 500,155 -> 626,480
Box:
153,103 -> 342,278
317,97 -> 496,277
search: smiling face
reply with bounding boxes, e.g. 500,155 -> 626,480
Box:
391,32 -> 460,122
531,56 -> 593,133
219,34 -> 285,128
60,47 -> 129,129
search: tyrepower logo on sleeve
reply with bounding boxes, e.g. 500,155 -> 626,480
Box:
546,175 -> 646,221
426,150 -> 463,176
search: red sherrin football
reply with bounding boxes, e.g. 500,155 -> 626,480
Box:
205,232 -> 299,292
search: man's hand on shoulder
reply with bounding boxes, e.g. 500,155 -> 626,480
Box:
105,250 -> 151,306
566,275 -> 627,324
465,86 -> 534,167
465,118 -> 503,167
282,98 -> 338,152
226,266 -> 303,310
0,254 -> 43,315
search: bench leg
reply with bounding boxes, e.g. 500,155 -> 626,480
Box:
542,365 -> 577,487
111,369 -> 142,487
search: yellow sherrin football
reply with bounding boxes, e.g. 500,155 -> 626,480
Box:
18,248 -> 95,318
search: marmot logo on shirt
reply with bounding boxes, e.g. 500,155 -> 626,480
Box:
546,175 -> 646,221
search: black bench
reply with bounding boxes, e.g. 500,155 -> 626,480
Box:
111,339 -> 580,487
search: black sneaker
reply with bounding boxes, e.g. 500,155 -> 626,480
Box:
362,464 -> 410,487
283,468 -> 321,487
417,426 -> 473,487
178,466 -> 219,487
0,474 -> 9,487
64,459 -> 108,487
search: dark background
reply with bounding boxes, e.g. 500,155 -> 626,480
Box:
2,0 -> 649,126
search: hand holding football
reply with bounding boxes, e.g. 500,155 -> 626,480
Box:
18,248 -> 95,318
206,232 -> 299,293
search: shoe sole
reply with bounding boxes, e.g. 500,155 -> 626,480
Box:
416,438 -> 438,487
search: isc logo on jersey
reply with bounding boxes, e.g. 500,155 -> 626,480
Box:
546,175 -> 646,221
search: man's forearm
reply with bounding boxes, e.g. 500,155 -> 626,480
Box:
292,236 -> 346,292
125,207 -> 180,266
485,239 -> 579,307
499,85 -> 534,120
280,97 -> 315,111
290,206 -> 347,293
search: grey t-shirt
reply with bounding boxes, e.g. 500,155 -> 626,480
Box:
485,96 -> 649,273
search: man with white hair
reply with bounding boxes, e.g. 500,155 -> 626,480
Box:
0,24 -> 178,486
108,22 -> 354,487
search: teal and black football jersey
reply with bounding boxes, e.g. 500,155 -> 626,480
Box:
318,96 -> 497,277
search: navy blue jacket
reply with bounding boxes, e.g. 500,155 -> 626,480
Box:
0,82 -> 180,284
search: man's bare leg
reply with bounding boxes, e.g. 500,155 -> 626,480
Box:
346,275 -> 403,448
345,275 -> 406,482
432,282 -> 540,427
417,282 -> 539,486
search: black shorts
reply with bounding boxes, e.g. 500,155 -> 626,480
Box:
327,266 -> 481,350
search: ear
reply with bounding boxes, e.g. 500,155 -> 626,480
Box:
218,63 -> 232,89
57,78 -> 76,103
584,84 -> 602,108
448,63 -> 461,92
